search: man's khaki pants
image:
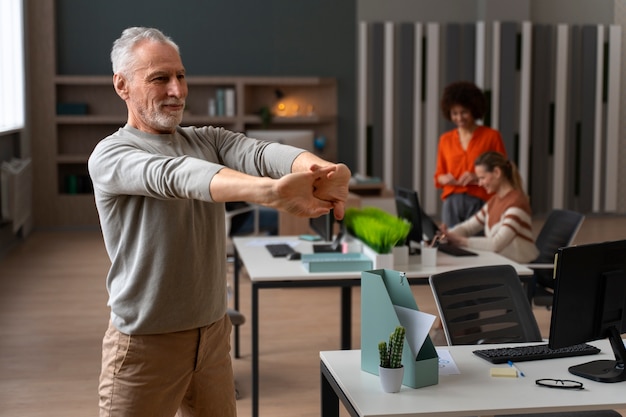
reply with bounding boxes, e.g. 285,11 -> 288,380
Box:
99,315 -> 236,417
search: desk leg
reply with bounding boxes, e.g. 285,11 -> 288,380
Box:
320,362 -> 339,417
252,283 -> 259,417
234,248 -> 241,358
320,361 -> 359,417
340,286 -> 352,350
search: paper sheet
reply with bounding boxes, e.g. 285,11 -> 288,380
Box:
436,348 -> 461,375
393,305 -> 437,357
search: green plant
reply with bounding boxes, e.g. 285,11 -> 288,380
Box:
378,326 -> 406,369
258,106 -> 273,128
343,207 -> 411,253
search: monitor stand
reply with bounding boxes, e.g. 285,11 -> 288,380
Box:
568,326 -> 626,383
313,225 -> 344,253
313,243 -> 341,253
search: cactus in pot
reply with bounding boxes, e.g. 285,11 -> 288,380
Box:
378,325 -> 406,369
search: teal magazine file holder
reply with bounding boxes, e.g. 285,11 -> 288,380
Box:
361,269 -> 439,388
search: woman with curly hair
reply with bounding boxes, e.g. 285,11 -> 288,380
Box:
434,81 -> 506,227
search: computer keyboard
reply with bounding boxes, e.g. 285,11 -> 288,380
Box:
473,343 -> 601,364
437,243 -> 478,257
265,243 -> 296,257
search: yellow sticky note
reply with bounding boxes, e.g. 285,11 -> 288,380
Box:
490,367 -> 518,378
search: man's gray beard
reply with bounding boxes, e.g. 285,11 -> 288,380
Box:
139,104 -> 183,132
153,111 -> 183,131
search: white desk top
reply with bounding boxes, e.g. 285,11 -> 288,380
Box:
321,340 -> 626,417
233,236 -> 533,282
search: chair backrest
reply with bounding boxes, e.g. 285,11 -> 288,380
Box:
429,265 -> 543,346
225,202 -> 258,237
534,209 -> 585,264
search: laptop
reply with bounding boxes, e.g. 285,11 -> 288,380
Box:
393,186 -> 477,257
420,209 -> 478,257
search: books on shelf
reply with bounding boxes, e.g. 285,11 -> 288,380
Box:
213,88 -> 235,117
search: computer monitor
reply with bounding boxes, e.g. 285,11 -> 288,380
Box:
309,211 -> 342,253
310,211 -> 334,242
393,186 -> 423,247
548,239 -> 626,383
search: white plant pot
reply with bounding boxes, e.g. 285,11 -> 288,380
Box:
362,243 -> 394,269
378,365 -> 404,393
392,245 -> 409,265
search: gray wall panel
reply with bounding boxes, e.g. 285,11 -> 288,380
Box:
443,24 -> 477,86
395,24 -> 416,188
369,23 -> 385,177
499,22 -> 518,159
443,24 -> 461,132
566,26 -> 581,209
442,23 -> 478,134
578,25 -> 598,213
445,24 -> 462,85
529,25 -> 553,214
462,24 -> 477,83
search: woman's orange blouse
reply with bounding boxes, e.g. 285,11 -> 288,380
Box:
434,125 -> 506,202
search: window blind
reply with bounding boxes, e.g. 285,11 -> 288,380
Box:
0,0 -> 25,134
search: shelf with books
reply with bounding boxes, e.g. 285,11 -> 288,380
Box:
47,75 -> 337,226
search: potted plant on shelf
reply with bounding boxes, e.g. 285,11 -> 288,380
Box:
378,325 -> 406,393
257,106 -> 273,128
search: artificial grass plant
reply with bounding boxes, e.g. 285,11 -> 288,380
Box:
343,207 -> 411,254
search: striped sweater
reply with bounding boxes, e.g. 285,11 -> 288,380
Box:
449,189 -> 539,263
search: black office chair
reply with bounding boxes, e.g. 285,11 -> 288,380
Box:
429,265 -> 542,346
528,209 -> 585,308
429,265 -> 621,417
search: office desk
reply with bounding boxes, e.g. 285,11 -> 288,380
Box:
321,340 -> 626,417
232,236 -> 533,417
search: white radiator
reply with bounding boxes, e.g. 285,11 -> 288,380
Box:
1,157 -> 32,234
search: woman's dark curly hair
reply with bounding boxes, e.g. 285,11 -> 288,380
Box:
440,81 -> 488,121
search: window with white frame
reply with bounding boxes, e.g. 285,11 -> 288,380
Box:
0,0 -> 25,134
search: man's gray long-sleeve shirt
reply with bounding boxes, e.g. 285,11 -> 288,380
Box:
88,124 -> 303,334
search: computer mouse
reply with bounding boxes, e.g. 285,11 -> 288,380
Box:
286,252 -> 302,261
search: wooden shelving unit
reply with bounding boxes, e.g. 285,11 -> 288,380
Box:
46,75 -> 337,227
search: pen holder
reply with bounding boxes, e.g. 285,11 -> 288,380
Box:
392,245 -> 409,265
420,242 -> 437,267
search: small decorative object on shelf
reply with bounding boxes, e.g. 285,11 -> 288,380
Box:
378,325 -> 406,393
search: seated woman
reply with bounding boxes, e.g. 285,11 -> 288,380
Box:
441,151 -> 538,263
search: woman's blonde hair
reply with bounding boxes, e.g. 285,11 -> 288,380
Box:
474,151 -> 523,191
